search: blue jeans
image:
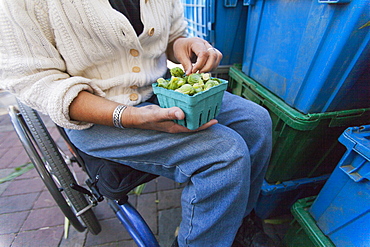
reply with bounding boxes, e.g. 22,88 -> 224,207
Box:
66,91 -> 272,247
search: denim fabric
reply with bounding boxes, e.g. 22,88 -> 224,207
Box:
66,91 -> 272,247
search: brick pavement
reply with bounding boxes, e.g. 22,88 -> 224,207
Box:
0,92 -> 183,247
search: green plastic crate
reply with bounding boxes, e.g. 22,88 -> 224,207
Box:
210,65 -> 231,81
152,80 -> 228,130
283,197 -> 335,247
229,64 -> 370,183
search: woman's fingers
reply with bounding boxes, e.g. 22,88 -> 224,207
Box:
122,105 -> 216,133
192,47 -> 223,74
173,37 -> 222,75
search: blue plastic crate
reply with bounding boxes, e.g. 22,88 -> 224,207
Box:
181,0 -> 248,65
242,0 -> 370,114
254,175 -> 329,219
309,125 -> 370,247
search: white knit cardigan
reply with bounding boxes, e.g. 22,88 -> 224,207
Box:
0,0 -> 187,129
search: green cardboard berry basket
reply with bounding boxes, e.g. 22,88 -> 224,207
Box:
152,79 -> 228,130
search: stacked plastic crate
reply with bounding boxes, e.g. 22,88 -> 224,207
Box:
181,0 -> 248,66
228,0 -> 370,221
284,126 -> 370,246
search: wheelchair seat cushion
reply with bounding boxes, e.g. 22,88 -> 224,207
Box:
77,150 -> 158,201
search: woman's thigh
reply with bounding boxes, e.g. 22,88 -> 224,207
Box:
66,120 -> 248,183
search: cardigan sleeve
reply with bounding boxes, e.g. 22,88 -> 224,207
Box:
0,0 -> 105,129
168,0 -> 188,43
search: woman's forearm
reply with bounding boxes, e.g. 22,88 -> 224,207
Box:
69,91 -> 119,127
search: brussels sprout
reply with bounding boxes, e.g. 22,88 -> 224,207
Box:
192,83 -> 204,94
204,79 -> 220,90
175,84 -> 196,95
157,78 -> 169,88
201,73 -> 211,81
170,67 -> 185,78
155,70 -> 223,96
187,73 -> 203,85
177,78 -> 186,87
168,77 -> 181,90
211,78 -> 222,84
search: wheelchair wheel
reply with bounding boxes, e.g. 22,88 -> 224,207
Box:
11,101 -> 101,235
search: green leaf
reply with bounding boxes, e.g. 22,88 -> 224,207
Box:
359,21 -> 370,29
133,183 -> 146,195
64,217 -> 70,239
0,162 -> 34,184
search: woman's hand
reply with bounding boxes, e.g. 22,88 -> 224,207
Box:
168,37 -> 223,75
122,104 -> 218,133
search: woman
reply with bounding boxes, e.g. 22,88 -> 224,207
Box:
0,0 -> 274,246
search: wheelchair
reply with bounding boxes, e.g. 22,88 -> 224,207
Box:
8,100 -> 160,247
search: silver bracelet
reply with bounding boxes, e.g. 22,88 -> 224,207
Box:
113,105 -> 127,129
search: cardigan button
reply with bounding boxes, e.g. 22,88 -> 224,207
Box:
132,66 -> 141,73
129,93 -> 139,101
130,49 -> 139,57
148,27 -> 155,36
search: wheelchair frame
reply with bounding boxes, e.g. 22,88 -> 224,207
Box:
8,101 -> 160,247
